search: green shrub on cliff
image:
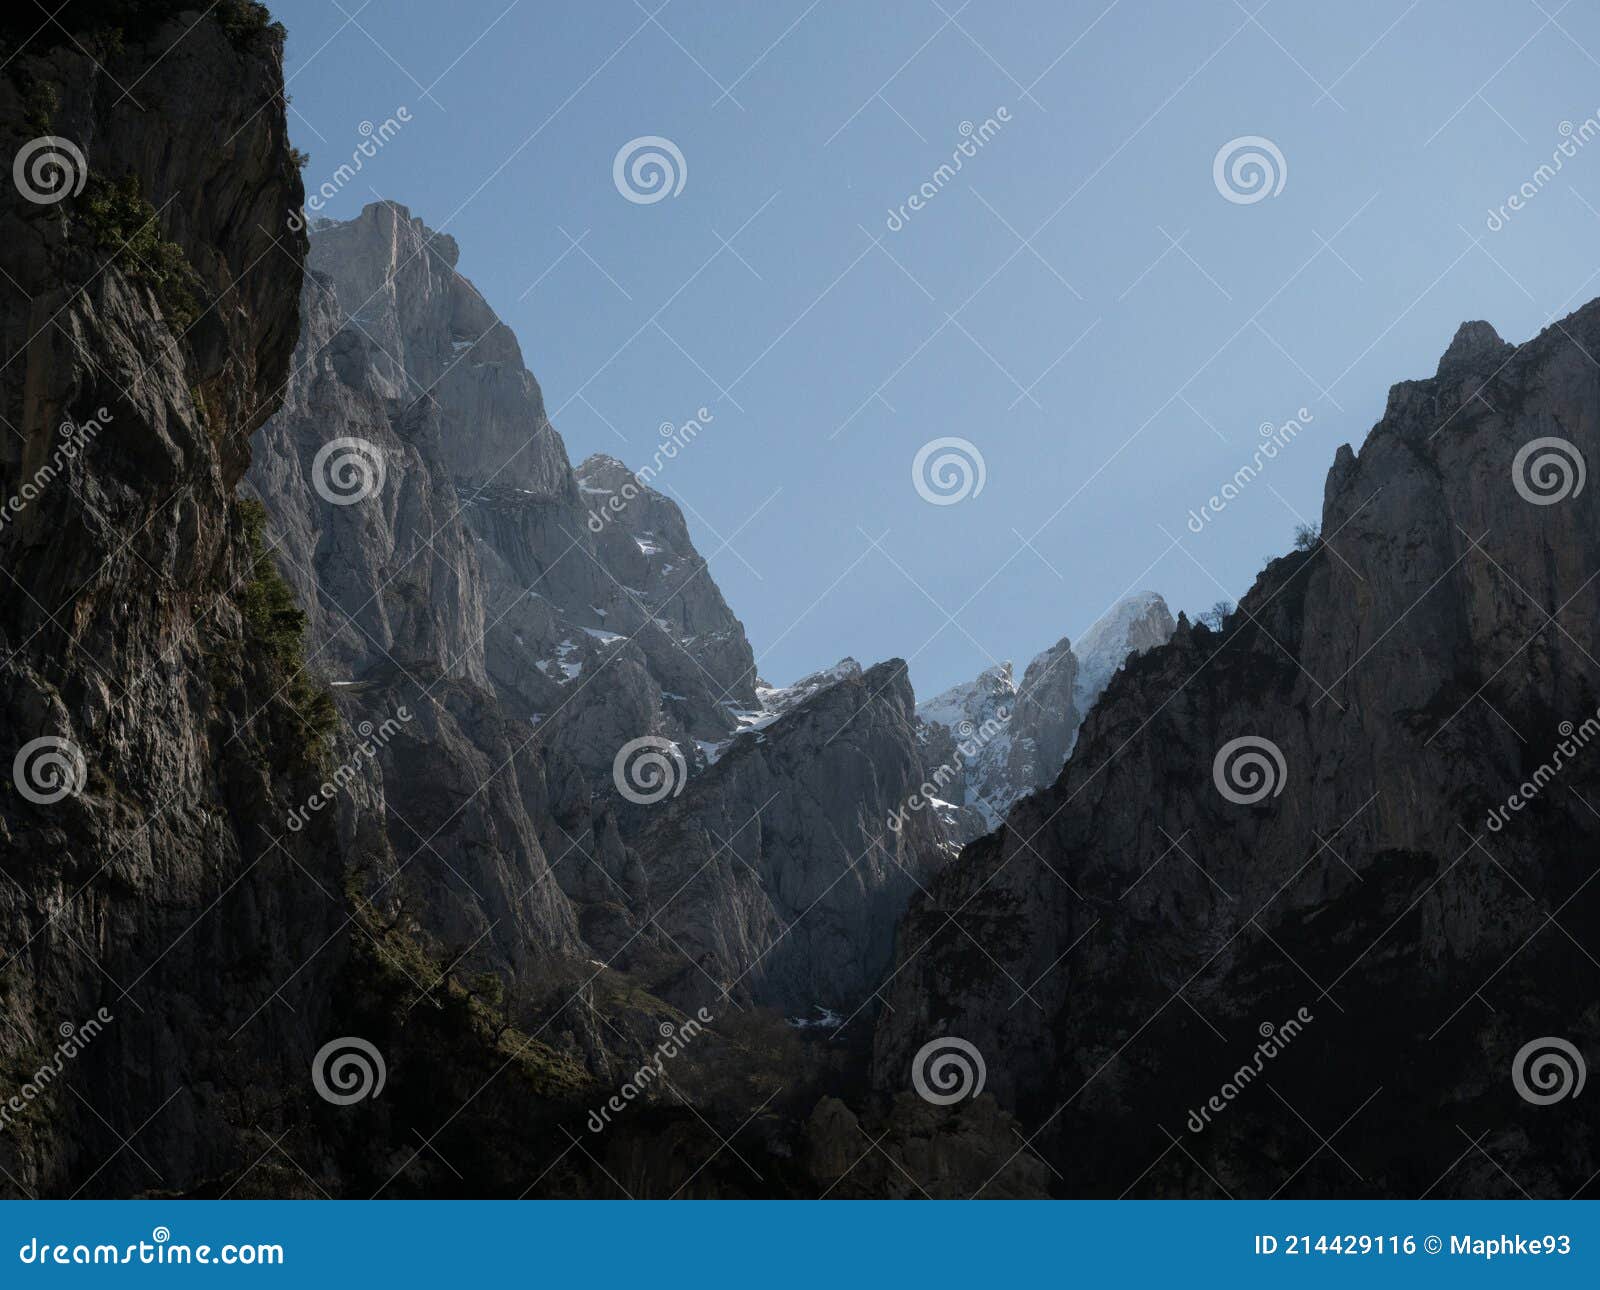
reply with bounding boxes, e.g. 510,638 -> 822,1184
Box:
73,174 -> 202,332
238,498 -> 336,755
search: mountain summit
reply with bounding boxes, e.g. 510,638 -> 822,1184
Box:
914,593 -> 1176,841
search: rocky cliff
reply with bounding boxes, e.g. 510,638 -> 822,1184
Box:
0,5 -> 953,1209
914,593 -> 1174,844
0,1 -> 346,1196
6,1 -> 1592,1204
873,317 -> 1600,1198
246,202 -> 948,1026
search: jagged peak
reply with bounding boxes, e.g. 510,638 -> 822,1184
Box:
916,660 -> 1016,732
1436,319 -> 1509,376
1071,591 -> 1172,663
788,656 -> 863,689
576,452 -> 638,480
318,199 -> 461,268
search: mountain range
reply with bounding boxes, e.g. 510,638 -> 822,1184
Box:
0,0 -> 1593,1200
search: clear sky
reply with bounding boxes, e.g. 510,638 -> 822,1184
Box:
269,0 -> 1600,697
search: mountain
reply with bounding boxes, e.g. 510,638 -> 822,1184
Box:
913,594 -> 1175,843
245,199 -> 950,1030
0,3 -> 949,1199
872,317 -> 1600,1198
1067,590 -> 1176,746
4,0 -> 1594,1204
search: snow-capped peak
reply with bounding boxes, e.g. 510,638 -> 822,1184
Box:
704,658 -> 865,761
915,661 -> 1014,732
911,592 -> 1176,849
1070,591 -> 1175,717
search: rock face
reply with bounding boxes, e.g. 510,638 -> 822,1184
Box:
247,203 -> 767,982
621,659 -> 948,1012
246,202 -> 944,1019
914,594 -> 1174,844
873,317 -> 1600,1198
1067,590 -> 1175,745
0,6 -> 344,1196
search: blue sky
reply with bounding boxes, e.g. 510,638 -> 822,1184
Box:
271,0 -> 1600,696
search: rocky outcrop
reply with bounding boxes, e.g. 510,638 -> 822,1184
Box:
914,593 -> 1174,844
619,659 -> 948,1012
1067,590 -> 1175,744
873,317 -> 1600,1198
